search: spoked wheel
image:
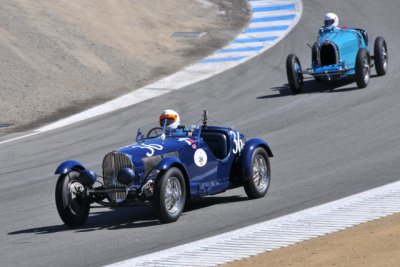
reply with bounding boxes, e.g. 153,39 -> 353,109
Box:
286,54 -> 304,94
147,127 -> 163,138
355,48 -> 371,88
55,171 -> 90,227
374,37 -> 388,76
154,167 -> 186,223
244,147 -> 271,199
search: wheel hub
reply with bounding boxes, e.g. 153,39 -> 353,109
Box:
164,177 -> 182,214
252,155 -> 269,191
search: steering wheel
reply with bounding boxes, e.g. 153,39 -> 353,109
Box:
147,127 -> 163,138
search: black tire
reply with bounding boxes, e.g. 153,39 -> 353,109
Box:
355,48 -> 370,88
147,127 -> 163,138
243,147 -> 271,199
374,37 -> 388,76
286,54 -> 303,94
55,172 -> 90,227
154,167 -> 186,223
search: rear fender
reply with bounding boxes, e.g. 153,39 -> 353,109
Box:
55,160 -> 86,175
238,138 -> 273,181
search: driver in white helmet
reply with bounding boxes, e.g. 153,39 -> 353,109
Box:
159,109 -> 184,135
319,12 -> 340,35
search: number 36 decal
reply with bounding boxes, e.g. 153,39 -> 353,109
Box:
230,131 -> 244,154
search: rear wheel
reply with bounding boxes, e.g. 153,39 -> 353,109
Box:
355,48 -> 370,88
286,54 -> 304,94
244,147 -> 271,199
154,167 -> 186,223
374,37 -> 388,76
55,171 -> 90,227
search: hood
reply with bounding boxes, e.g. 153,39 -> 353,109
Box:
116,135 -> 197,169
319,28 -> 358,47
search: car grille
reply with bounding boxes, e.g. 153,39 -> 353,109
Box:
102,152 -> 133,203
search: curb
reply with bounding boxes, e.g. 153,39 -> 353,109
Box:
106,180 -> 400,267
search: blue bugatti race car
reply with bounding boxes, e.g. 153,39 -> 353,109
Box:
55,111 -> 273,226
286,26 -> 388,94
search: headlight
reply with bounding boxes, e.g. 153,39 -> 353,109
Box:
78,169 -> 97,187
117,167 -> 135,185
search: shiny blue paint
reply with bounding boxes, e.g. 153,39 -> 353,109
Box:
307,27 -> 369,80
119,126 -> 267,197
56,124 -> 272,200
55,160 -> 85,174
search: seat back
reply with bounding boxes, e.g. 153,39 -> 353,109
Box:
200,131 -> 228,160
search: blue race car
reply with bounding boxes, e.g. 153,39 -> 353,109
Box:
286,26 -> 388,94
55,111 -> 273,226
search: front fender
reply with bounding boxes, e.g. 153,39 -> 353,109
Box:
55,160 -> 86,175
155,156 -> 193,196
155,156 -> 187,173
238,138 -> 273,180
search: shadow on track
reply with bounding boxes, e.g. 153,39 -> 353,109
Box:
8,195 -> 248,235
185,195 -> 248,212
256,76 -> 380,99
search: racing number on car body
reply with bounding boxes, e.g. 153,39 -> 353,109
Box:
230,131 -> 244,154
131,143 -> 163,156
194,148 -> 207,167
54,110 -> 273,226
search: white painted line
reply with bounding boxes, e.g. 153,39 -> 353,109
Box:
0,0 -> 302,146
106,180 -> 400,267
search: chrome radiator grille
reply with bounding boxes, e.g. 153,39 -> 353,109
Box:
102,152 -> 133,202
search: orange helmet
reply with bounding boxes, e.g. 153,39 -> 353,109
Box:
159,109 -> 180,129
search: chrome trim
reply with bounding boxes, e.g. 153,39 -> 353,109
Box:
102,152 -> 133,202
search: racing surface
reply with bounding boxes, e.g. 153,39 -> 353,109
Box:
1,0 -> 400,266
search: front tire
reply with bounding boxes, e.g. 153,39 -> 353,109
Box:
243,147 -> 271,199
154,167 -> 186,223
355,48 -> 370,88
286,54 -> 304,94
374,37 -> 388,76
55,171 -> 90,227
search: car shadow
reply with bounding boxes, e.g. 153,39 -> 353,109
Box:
184,195 -> 248,212
258,77 -> 365,99
8,195 -> 248,235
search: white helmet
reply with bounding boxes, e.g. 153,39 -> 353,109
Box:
324,12 -> 339,28
159,109 -> 180,129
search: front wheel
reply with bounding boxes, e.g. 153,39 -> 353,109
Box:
243,147 -> 271,199
286,54 -> 303,94
154,167 -> 186,223
55,171 -> 90,227
355,48 -> 370,88
374,37 -> 388,76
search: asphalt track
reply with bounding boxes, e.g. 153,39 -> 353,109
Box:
1,0 -> 399,266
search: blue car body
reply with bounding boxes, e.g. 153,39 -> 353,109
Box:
308,27 -> 369,79
55,118 -> 273,225
286,25 -> 387,94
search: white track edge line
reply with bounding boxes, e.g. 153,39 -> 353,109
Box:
106,180 -> 400,267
